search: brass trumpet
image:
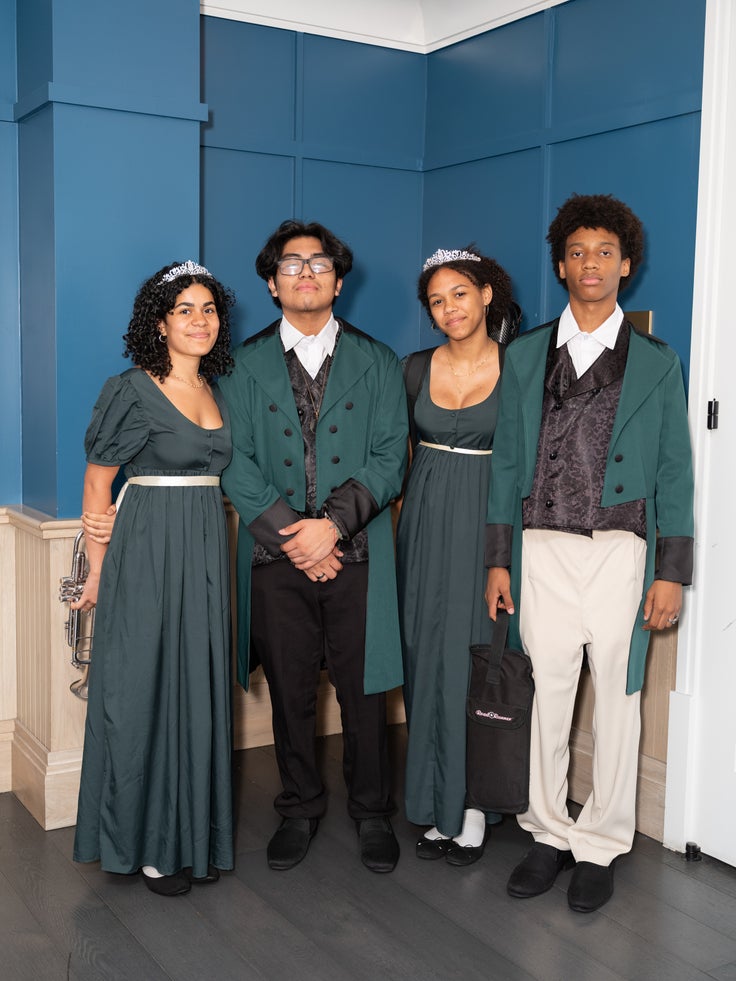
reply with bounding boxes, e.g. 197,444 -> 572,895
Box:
59,530 -> 95,700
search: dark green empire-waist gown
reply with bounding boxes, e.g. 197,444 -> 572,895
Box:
397,372 -> 499,837
73,367 -> 233,878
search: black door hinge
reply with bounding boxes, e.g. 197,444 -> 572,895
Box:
707,398 -> 719,430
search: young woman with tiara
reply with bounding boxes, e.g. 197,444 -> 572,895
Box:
72,261 -> 235,896
398,246 -> 519,865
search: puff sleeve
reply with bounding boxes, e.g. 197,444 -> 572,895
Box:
84,374 -> 151,466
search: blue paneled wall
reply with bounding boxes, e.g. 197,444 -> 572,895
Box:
200,20 -> 425,354
14,0 -> 206,516
1,0 -> 706,517
0,0 -> 20,506
423,0 -> 705,365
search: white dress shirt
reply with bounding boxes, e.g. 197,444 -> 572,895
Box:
557,303 -> 624,379
280,314 -> 339,379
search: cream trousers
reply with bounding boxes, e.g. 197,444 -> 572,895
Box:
518,528 -> 646,865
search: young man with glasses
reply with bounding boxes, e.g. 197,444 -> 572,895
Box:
219,220 -> 408,873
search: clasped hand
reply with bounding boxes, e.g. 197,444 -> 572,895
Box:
280,517 -> 343,580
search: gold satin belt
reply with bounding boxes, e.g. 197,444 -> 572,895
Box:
116,475 -> 221,508
418,440 -> 492,456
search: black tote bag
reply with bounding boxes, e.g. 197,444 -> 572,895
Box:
465,609 -> 534,814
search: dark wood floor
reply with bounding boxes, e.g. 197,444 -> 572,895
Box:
2,725 -> 736,981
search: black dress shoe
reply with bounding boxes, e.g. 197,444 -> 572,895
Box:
267,817 -> 318,870
445,829 -> 488,867
357,817 -> 399,873
141,870 -> 191,897
185,864 -> 220,884
567,860 -> 615,913
507,842 -> 575,898
416,835 -> 451,860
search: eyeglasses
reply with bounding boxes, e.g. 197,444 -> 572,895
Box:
276,255 -> 335,276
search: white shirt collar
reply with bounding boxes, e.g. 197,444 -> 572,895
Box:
280,314 -> 339,355
557,303 -> 623,349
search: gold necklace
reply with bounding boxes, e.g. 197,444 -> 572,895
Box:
171,371 -> 204,390
443,345 -> 494,379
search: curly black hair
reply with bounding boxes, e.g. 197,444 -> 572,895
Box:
547,194 -> 644,291
255,219 -> 353,309
123,262 -> 235,382
417,245 -> 516,340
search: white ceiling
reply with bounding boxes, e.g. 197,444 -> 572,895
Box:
200,0 -> 568,53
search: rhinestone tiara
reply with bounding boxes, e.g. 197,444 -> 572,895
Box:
158,260 -> 211,284
422,249 -> 482,272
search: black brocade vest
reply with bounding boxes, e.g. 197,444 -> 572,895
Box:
252,335 -> 368,566
522,321 -> 646,539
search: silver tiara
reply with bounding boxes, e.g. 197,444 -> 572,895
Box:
158,260 -> 211,284
422,249 -> 482,272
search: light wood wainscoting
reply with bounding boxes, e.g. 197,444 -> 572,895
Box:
2,504 -> 673,836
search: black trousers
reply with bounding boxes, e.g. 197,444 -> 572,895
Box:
250,560 -> 393,821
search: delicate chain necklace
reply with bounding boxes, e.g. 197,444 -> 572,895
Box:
170,371 -> 205,390
444,345 -> 494,378
444,344 -> 495,397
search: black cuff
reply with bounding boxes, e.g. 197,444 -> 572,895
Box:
247,498 -> 301,556
485,524 -> 513,568
323,479 -> 380,540
655,536 -> 694,585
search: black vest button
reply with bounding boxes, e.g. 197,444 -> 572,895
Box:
614,453 -> 623,462
284,459 -> 292,467
285,488 -> 295,496
331,456 -> 340,464
329,425 -> 338,433
345,401 -> 354,410
269,403 -> 277,412
615,484 -> 624,494
284,428 -> 293,437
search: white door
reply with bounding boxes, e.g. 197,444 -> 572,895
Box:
664,0 -> 736,865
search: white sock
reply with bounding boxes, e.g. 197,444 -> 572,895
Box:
142,865 -> 163,878
452,809 -> 486,848
424,826 -> 451,841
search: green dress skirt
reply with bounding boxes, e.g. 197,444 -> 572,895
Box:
397,374 -> 499,837
73,368 -> 233,878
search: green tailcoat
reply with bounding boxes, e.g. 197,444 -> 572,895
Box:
488,321 -> 694,693
219,321 -> 408,694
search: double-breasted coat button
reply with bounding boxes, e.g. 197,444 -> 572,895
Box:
545,499 -> 554,508
549,450 -> 558,460
269,403 -> 277,412
614,453 -> 623,462
615,484 -> 624,494
284,428 -> 293,437
284,459 -> 292,467
286,488 -> 295,496
331,456 -> 340,464
345,401 -> 354,410
329,425 -> 338,433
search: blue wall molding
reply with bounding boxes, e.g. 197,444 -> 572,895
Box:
13,83 -> 208,124
201,136 -> 424,173
423,98 -> 704,173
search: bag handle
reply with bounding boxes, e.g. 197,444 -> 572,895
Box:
485,609 -> 510,685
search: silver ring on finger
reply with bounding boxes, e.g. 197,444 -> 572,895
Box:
667,613 -> 680,624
